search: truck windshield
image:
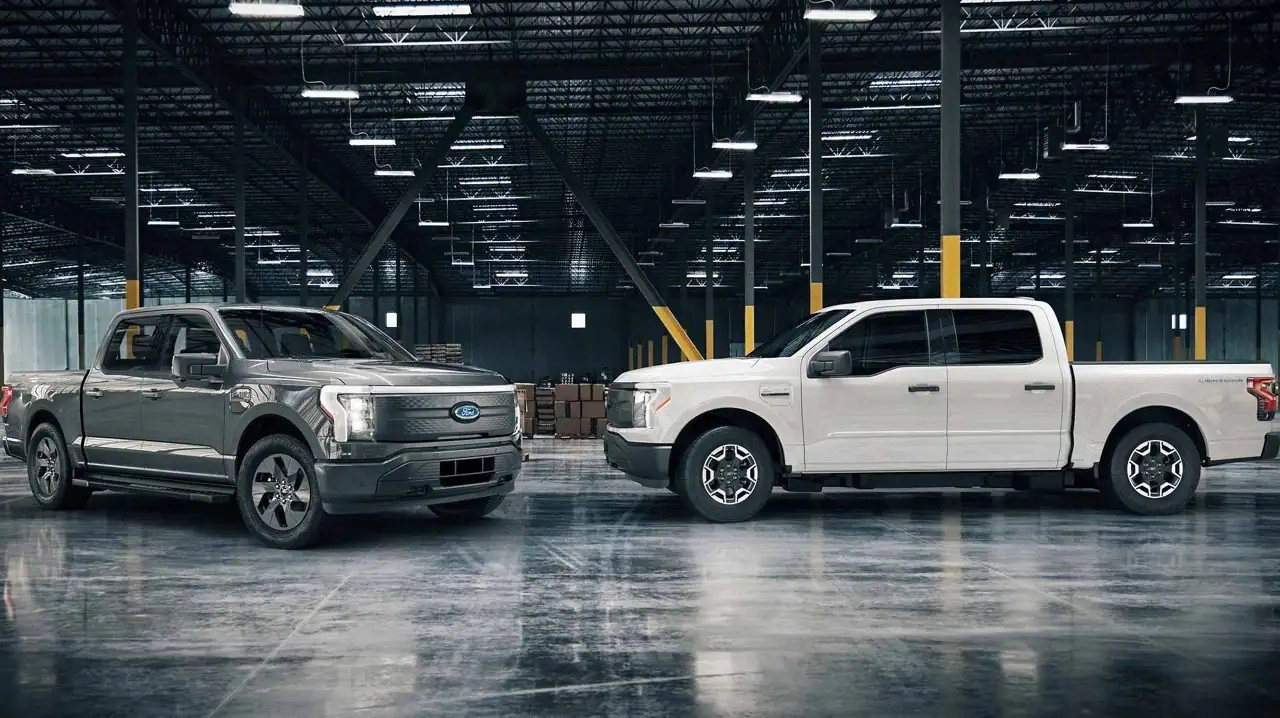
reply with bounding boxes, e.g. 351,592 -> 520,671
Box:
748,309 -> 853,358
219,309 -> 415,361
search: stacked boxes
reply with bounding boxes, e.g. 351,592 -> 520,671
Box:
534,386 -> 557,436
514,383 -> 536,437
413,343 -> 464,365
553,383 -> 609,438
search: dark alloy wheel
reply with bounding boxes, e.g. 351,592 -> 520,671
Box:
675,426 -> 775,523
236,434 -> 328,549
27,423 -> 91,510
1104,422 -> 1201,516
428,495 -> 506,521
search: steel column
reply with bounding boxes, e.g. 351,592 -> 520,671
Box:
77,247 -> 86,369
395,248 -> 403,340
743,115 -> 756,354
807,22 -> 824,313
298,149 -> 309,306
1064,154 -> 1076,361
1095,242 -> 1104,361
234,107 -> 247,302
705,195 -> 715,359
123,0 -> 140,309
1193,110 -> 1208,361
978,185 -> 989,297
183,263 -> 191,303
1256,247 -> 1263,360
517,106 -> 703,360
939,0 -> 962,298
327,110 -> 473,310
372,253 -> 380,330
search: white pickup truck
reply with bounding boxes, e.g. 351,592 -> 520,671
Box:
604,298 -> 1279,522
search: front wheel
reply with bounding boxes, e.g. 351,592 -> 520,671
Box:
428,495 -> 505,521
674,426 -> 775,523
1103,422 -> 1201,516
236,435 -> 328,549
27,423 -> 91,510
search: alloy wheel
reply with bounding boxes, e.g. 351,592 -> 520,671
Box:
33,437 -> 60,498
1126,439 -> 1184,499
251,454 -> 311,530
701,444 -> 759,506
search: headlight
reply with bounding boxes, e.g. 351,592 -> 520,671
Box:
631,389 -> 657,429
319,386 -> 377,442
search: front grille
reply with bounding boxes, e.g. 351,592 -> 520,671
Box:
606,386 -> 634,428
374,392 -> 516,442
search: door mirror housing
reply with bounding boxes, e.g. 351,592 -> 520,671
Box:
809,350 -> 853,378
172,353 -> 225,381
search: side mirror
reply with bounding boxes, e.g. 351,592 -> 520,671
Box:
172,353 -> 225,381
808,350 -> 853,378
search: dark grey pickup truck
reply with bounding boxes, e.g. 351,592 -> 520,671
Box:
1,304 -> 522,549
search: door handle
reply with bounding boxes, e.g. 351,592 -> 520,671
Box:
85,388 -> 103,399
143,388 -> 164,400
1024,383 -> 1056,392
908,384 -> 941,393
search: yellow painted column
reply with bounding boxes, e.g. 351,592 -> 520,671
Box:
125,279 -> 141,310
1194,306 -> 1207,360
636,343 -> 644,367
744,305 -> 756,355
1064,320 -> 1075,362
647,340 -> 654,367
661,336 -> 669,365
627,346 -> 634,371
652,306 -> 702,361
809,283 -> 823,314
705,320 -> 715,360
1172,334 -> 1182,360
941,234 -> 961,298
1095,340 -> 1103,362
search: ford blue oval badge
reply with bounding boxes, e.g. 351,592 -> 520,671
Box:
450,401 -> 482,423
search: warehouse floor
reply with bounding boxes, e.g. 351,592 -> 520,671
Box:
1,438 -> 1279,717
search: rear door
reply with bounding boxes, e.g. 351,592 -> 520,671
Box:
136,312 -> 230,483
82,315 -> 168,472
941,307 -> 1070,470
800,308 -> 948,472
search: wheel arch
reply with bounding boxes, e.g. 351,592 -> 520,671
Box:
234,411 -> 314,474
1101,405 -> 1207,467
25,408 -> 61,443
668,408 -> 786,479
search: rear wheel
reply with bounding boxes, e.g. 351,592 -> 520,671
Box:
428,495 -> 505,521
674,426 -> 775,523
1103,422 -> 1201,515
27,423 -> 91,510
236,435 -> 328,549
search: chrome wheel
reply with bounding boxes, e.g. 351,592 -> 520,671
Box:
250,454 -> 311,530
1127,439 -> 1183,499
701,444 -> 759,506
33,437 -> 61,498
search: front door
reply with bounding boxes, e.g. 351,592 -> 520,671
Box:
800,309 -> 948,472
81,316 -> 168,472
137,312 -> 230,483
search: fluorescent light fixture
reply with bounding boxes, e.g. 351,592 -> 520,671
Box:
417,220 -> 450,227
349,137 -> 396,146
1013,214 -> 1065,222
1227,207 -> 1262,213
694,169 -> 732,179
450,142 -> 504,150
838,103 -> 941,112
455,219 -> 536,225
868,78 -> 938,88
458,178 -> 511,185
659,221 -> 689,229
712,140 -> 758,151
140,186 -> 194,192
1220,220 -> 1279,227
1223,155 -> 1263,162
1062,142 -> 1109,151
672,199 -> 705,205
1089,173 -> 1136,180
0,99 -> 18,105
473,205 -> 517,212
1205,200 -> 1235,207
822,133 -> 875,141
1011,251 -> 1038,257
1230,136 -> 1252,143
1015,201 -> 1059,208
1137,262 -> 1162,268
301,87 -> 359,100
771,170 -> 809,178
495,271 -> 528,279
804,7 -> 878,22
999,171 -> 1040,180
10,168 -> 55,175
345,39 -> 507,47
1122,221 -> 1155,228
890,221 -> 923,229
393,114 -> 515,122
229,2 -> 304,18
746,91 -> 803,103
1174,94 -> 1233,105
414,89 -> 466,98
146,219 -> 180,226
375,169 -> 416,177
372,4 -> 470,17
0,124 -> 59,129
1223,273 -> 1257,280
60,150 -> 124,158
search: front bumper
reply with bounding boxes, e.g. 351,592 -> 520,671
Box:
603,430 -> 671,489
315,438 -> 521,515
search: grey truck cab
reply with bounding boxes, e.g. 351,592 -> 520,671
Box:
1,304 -> 522,549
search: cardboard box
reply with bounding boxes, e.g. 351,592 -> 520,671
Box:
555,418 -> 580,437
590,384 -> 606,402
556,401 -> 581,418
521,417 -> 535,436
580,401 -> 606,419
581,418 -> 604,436
577,384 -> 596,402
553,384 -> 580,402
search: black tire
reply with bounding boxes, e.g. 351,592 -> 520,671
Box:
27,423 -> 92,510
428,494 -> 506,521
236,434 -> 328,549
1103,422 -> 1201,516
674,426 -> 776,523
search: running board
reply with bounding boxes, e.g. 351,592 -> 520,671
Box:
783,470 -> 1080,492
73,474 -> 235,503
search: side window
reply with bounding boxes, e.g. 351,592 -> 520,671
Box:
101,317 -> 167,373
827,311 -> 930,376
157,314 -> 224,370
949,310 -> 1043,365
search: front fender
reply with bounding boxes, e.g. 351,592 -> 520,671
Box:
224,383 -> 332,460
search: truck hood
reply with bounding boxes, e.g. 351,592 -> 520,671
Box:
264,359 -> 508,387
616,358 -> 761,384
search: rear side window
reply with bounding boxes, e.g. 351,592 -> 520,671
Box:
949,310 -> 1043,365
101,317 -> 167,372
828,311 -> 930,376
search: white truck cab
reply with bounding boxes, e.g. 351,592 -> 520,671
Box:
604,298 -> 1279,522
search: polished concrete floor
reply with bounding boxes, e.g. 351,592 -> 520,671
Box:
1,438 -> 1279,717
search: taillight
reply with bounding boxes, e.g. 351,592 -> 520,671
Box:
0,386 -> 11,419
1247,377 -> 1277,421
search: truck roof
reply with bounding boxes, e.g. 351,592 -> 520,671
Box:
116,303 -> 332,315
821,297 -> 1044,312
